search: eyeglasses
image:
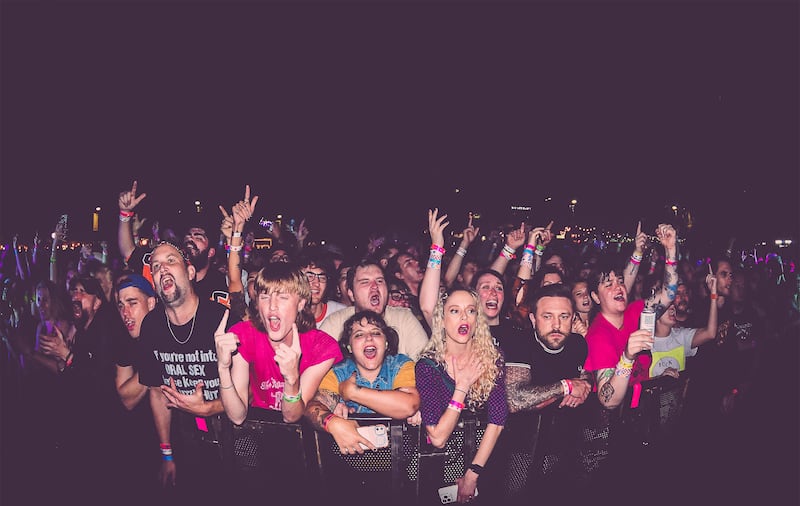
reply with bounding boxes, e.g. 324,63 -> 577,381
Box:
304,272 -> 329,283
389,290 -> 409,301
270,254 -> 290,263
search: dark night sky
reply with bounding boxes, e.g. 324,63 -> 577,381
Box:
2,1 -> 798,253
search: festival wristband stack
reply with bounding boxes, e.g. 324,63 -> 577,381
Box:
521,244 -> 535,268
630,252 -> 643,265
500,244 -> 517,260
429,244 -> 445,270
456,246 -> 468,258
447,399 -> 464,413
160,443 -> 173,462
534,243 -> 545,257
615,355 -> 634,377
560,379 -> 573,397
119,210 -> 134,223
665,258 -> 677,266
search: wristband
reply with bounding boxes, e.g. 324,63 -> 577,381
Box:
65,352 -> 74,368
665,259 -> 677,266
282,390 -> 302,403
430,244 -> 445,254
561,379 -> 570,397
630,256 -> 641,265
119,215 -> 131,223
535,244 -> 545,252
456,247 -> 467,258
233,231 -> 242,238
467,463 -> 484,475
322,413 -> 336,432
228,244 -> 243,253
119,210 -> 135,217
447,399 -> 464,412
710,293 -> 718,300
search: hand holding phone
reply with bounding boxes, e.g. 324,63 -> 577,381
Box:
356,424 -> 389,450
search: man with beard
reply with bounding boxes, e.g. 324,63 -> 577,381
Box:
181,220 -> 229,305
37,275 -> 127,502
320,259 -> 429,360
135,240 -> 239,503
502,283 -> 593,505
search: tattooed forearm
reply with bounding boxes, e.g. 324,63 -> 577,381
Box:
304,401 -> 330,430
507,377 -> 562,413
316,389 -> 341,412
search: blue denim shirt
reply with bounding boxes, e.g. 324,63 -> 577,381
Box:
331,353 -> 413,414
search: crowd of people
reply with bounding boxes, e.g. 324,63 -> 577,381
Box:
1,181 -> 797,505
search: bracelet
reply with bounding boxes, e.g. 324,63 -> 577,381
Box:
565,378 -> 573,395
454,387 -> 468,396
65,352 -> 74,368
456,247 -> 467,258
447,399 -> 464,413
228,244 -> 243,253
665,259 -> 677,266
534,249 -> 543,257
710,293 -> 718,300
233,231 -> 242,238
119,215 -> 131,223
535,244 -> 545,252
219,383 -> 235,390
630,256 -> 641,265
467,463 -> 484,475
119,210 -> 135,217
50,258 -> 57,264
430,244 -> 445,254
322,413 -> 336,432
282,390 -> 302,403
614,366 -> 633,378
160,443 -> 173,461
525,243 -> 536,251
500,246 -> 516,261
561,379 -> 570,397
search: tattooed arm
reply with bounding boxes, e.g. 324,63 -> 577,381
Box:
648,224 -> 679,311
505,364 -> 564,413
305,389 -> 374,454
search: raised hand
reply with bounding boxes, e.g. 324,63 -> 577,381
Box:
214,310 -> 238,368
505,222 -> 526,250
656,223 -> 677,251
634,221 -> 647,253
461,214 -> 480,248
218,206 -> 234,241
428,208 -> 449,246
118,180 -> 147,212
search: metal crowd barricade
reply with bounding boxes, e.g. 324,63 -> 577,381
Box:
617,373 -> 691,449
219,408 -> 490,504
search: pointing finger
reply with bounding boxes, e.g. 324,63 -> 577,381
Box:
636,221 -> 642,235
290,324 -> 302,355
215,310 -> 230,336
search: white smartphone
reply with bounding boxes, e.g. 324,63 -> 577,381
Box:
438,484 -> 478,504
356,424 -> 388,450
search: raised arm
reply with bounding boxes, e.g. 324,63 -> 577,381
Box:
624,221 -> 647,294
690,273 -> 719,347
488,222 -> 526,275
118,180 -> 147,262
444,215 -> 480,289
646,224 -> 679,311
420,208 -> 449,327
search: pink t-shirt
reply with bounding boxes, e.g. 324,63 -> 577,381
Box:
584,299 -> 651,385
231,322 -> 342,410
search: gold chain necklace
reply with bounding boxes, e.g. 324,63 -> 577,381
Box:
166,306 -> 197,345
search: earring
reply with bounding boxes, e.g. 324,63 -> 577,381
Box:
347,345 -> 352,353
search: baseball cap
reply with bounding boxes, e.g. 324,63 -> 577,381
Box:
117,274 -> 156,298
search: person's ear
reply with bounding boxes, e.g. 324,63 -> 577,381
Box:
591,292 -> 600,305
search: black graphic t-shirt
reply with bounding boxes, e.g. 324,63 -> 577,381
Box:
136,297 -> 238,400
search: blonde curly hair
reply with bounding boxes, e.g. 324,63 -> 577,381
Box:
420,288 -> 501,409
